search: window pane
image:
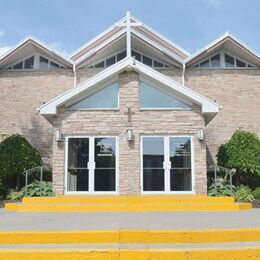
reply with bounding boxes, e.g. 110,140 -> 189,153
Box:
200,59 -> 210,67
154,60 -> 164,67
143,137 -> 165,191
117,51 -> 126,61
67,138 -> 89,192
95,138 -> 116,168
24,56 -> 34,69
143,55 -> 152,66
39,56 -> 49,69
225,54 -> 234,67
95,61 -> 105,68
170,137 -> 192,191
106,56 -> 116,67
50,61 -> 60,69
68,82 -> 119,109
211,54 -> 220,67
94,169 -> 115,191
13,61 -> 23,69
131,50 -> 141,61
143,137 -> 164,169
170,137 -> 191,168
236,59 -> 246,67
139,81 -> 191,108
170,169 -> 191,191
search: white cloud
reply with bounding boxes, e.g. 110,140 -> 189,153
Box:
0,30 -> 5,38
48,41 -> 71,58
0,46 -> 11,57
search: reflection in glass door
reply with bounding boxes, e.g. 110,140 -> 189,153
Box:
66,137 -> 117,193
142,136 -> 193,193
170,137 -> 192,191
143,137 -> 165,191
94,138 -> 116,191
67,138 -> 89,191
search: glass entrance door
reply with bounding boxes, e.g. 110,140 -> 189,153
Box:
142,136 -> 193,193
66,137 -> 117,193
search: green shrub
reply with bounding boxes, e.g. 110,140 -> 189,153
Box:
217,130 -> 260,186
252,187 -> 260,200
0,134 -> 42,190
21,180 -> 54,197
6,190 -> 23,200
235,185 -> 254,202
208,183 -> 236,197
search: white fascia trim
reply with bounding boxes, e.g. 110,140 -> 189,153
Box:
40,58 -> 131,115
70,16 -> 127,59
185,32 -> 260,64
131,60 -> 219,114
74,28 -> 127,67
130,14 -> 191,57
41,57 -> 219,116
131,28 -> 184,64
0,35 -> 73,66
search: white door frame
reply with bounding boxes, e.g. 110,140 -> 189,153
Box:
64,135 -> 119,195
140,135 -> 195,194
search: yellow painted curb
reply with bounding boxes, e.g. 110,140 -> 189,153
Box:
0,229 -> 260,244
0,248 -> 260,260
22,195 -> 235,204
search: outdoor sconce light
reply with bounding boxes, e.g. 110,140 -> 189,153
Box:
55,129 -> 62,142
198,128 -> 205,141
126,129 -> 134,141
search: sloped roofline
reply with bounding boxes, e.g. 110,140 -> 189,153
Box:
70,12 -> 190,61
40,57 -> 219,121
0,35 -> 73,67
185,32 -> 260,65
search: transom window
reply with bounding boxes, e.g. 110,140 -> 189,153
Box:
87,50 -> 170,69
67,81 -> 119,110
7,56 -> 35,70
6,54 -> 66,70
194,52 -> 254,68
139,80 -> 191,109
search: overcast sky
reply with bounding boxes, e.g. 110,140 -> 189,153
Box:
0,0 -> 259,57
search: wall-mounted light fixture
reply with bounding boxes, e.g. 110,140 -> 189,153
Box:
198,128 -> 205,141
126,129 -> 134,141
55,129 -> 62,142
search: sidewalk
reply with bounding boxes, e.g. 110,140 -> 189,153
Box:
1,208 -> 260,231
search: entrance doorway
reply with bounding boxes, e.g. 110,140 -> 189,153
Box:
65,136 -> 118,193
141,136 -> 194,193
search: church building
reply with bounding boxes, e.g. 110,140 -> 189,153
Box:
0,12 -> 259,195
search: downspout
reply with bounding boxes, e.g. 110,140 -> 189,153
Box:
73,64 -> 77,87
182,63 -> 186,85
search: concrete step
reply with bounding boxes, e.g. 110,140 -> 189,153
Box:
0,246 -> 259,259
1,229 -> 260,244
5,201 -> 252,211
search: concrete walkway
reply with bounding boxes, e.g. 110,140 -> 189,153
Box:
0,208 -> 260,230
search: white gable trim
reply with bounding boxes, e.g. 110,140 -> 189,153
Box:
40,57 -> 219,119
185,32 -> 260,65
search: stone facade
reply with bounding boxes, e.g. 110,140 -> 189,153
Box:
0,67 -> 259,195
51,71 -> 206,194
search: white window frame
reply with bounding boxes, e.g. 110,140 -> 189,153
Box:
139,77 -> 192,110
65,135 -> 119,195
65,78 -> 120,111
193,50 -> 255,68
140,135 -> 195,194
4,52 -> 67,71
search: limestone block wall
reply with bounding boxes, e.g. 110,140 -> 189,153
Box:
52,71 -> 206,195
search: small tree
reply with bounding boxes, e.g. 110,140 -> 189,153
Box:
217,130 -> 260,186
0,134 -> 42,190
